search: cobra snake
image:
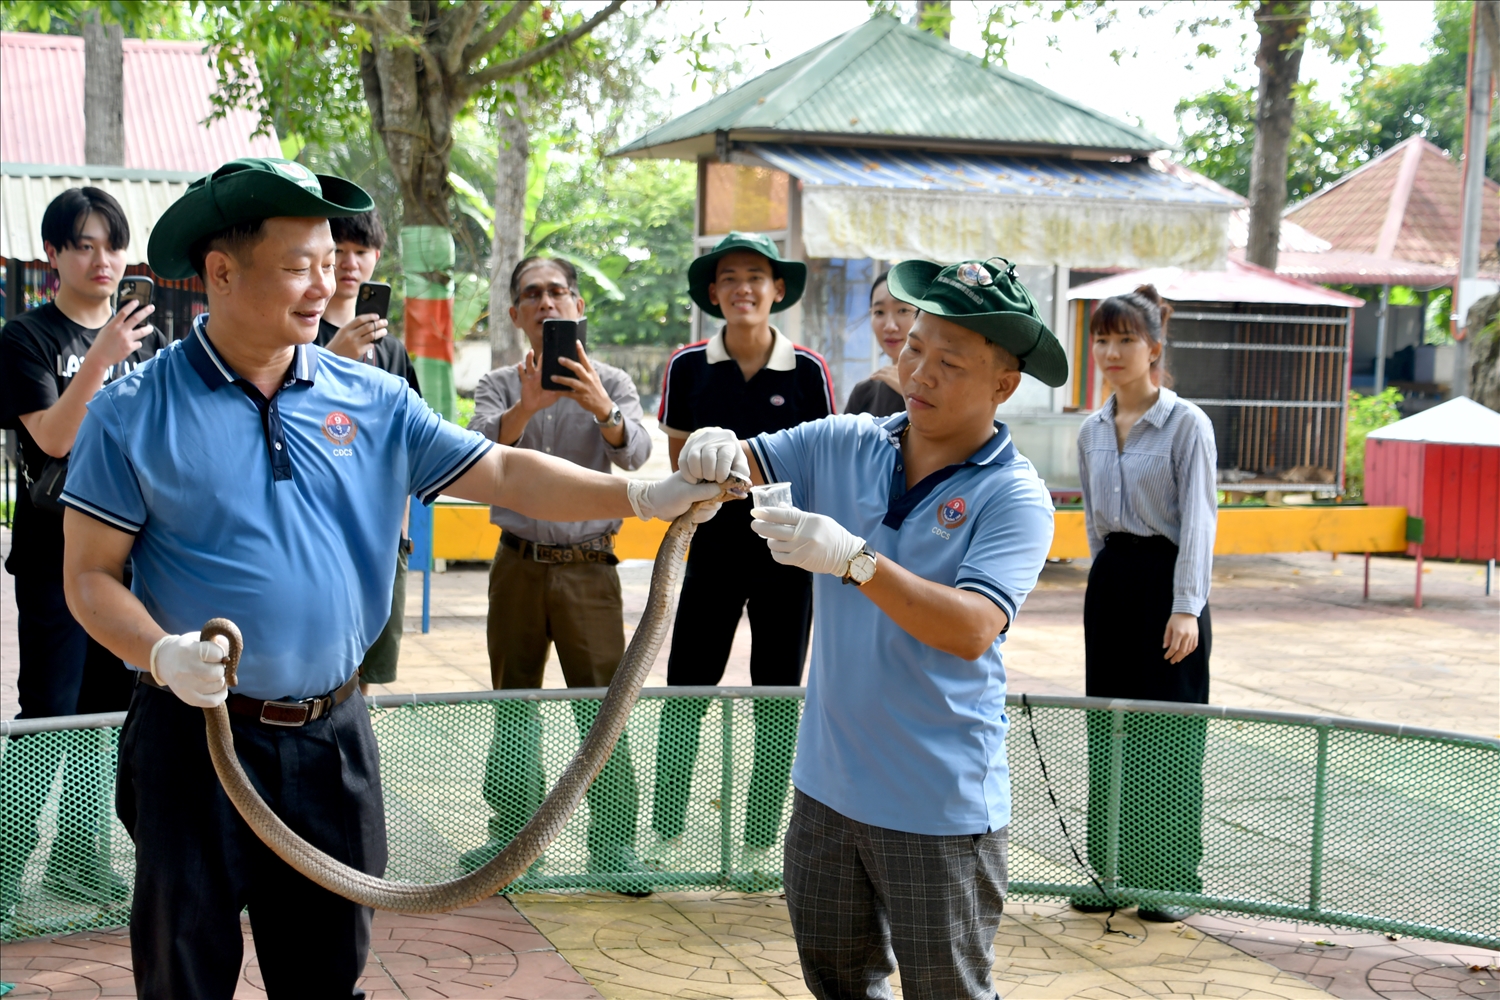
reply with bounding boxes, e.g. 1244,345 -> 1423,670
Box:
198,477 -> 749,913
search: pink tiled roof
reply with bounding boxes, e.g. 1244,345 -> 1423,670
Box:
1067,258 -> 1366,308
1285,136 -> 1500,270
0,32 -> 280,172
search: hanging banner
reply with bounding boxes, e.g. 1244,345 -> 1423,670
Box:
401,224 -> 457,421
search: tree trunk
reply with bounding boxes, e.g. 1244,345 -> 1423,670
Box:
82,14 -> 124,166
1246,1 -> 1308,270
490,85 -> 530,370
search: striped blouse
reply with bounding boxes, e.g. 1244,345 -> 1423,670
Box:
1077,387 -> 1219,615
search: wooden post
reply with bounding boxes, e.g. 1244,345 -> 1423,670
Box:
1363,552 -> 1371,601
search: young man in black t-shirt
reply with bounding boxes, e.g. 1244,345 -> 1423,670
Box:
313,208 -> 419,693
0,187 -> 164,915
652,231 -> 835,862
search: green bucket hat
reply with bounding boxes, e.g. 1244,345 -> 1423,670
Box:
886,257 -> 1070,388
688,231 -> 807,318
147,158 -> 375,279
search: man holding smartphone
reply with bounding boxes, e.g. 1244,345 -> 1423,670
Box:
0,187 -> 166,920
464,255 -> 654,883
315,207 -> 419,694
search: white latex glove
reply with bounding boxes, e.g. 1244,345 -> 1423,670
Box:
750,505 -> 866,576
679,426 -> 750,484
150,633 -> 231,708
628,472 -> 728,524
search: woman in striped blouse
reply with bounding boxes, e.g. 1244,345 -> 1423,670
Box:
1073,284 -> 1218,924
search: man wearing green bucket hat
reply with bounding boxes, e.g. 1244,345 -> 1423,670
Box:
679,257 -> 1063,998
652,231 -> 834,863
56,157 -> 725,996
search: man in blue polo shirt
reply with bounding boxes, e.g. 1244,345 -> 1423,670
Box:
679,258 -> 1067,999
57,158 -> 722,999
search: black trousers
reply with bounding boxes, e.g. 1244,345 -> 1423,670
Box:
0,575 -> 135,905
117,681 -> 387,999
654,505 -> 812,846
1081,534 -> 1210,898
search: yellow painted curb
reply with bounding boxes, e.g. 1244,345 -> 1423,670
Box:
433,503 -> 1409,563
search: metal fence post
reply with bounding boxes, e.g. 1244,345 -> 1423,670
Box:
1105,704 -> 1126,892
1309,724 -> 1330,913
720,698 -> 734,879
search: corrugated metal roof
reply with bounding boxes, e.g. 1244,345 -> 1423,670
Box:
1285,137 -> 1500,270
615,17 -> 1166,159
750,144 -> 1239,206
1,167 -> 195,265
0,32 -> 280,172
1067,258 -> 1366,308
1367,396 -> 1500,445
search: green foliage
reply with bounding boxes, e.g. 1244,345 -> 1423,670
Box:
536,153 -> 697,347
1178,0 -> 1500,200
455,395 -> 476,428
0,0 -> 196,37
1344,387 -> 1403,499
1175,81 -> 1372,199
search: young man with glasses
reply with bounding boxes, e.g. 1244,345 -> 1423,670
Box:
462,256 -> 654,884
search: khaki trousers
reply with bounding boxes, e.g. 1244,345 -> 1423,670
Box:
486,540 -> 625,689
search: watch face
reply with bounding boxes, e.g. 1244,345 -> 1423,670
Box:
850,552 -> 877,584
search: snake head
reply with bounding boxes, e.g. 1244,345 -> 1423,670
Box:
720,473 -> 752,503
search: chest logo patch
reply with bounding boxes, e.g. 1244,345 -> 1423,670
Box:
769,394 -> 786,406
322,411 -> 358,446
938,497 -> 968,530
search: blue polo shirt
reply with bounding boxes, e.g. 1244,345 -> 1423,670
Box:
748,413 -> 1054,835
61,316 -> 491,700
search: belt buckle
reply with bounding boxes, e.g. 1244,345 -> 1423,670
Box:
259,699 -> 312,727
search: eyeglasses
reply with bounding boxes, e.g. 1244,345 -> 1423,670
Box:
517,284 -> 574,306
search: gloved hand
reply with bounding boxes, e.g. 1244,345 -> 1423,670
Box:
628,472 -> 727,524
150,633 -> 231,708
750,505 -> 866,577
679,426 -> 750,484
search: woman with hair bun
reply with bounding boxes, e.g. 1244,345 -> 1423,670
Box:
1073,283 -> 1217,923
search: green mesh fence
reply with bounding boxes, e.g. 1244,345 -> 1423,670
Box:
1,690 -> 1496,948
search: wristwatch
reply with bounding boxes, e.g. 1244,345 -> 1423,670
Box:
842,543 -> 877,586
595,405 -> 623,429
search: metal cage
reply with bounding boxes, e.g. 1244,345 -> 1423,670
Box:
1165,301 -> 1354,493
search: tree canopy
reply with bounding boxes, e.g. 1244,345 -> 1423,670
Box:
1177,0 -> 1499,201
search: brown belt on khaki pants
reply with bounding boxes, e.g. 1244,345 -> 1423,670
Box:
138,670 -> 361,727
501,531 -> 617,565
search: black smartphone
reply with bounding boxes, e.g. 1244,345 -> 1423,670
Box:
117,275 -> 153,313
357,281 -> 392,320
541,317 -> 587,391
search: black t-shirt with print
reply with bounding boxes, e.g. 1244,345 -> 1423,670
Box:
1,302 -> 169,577
315,318 -> 422,395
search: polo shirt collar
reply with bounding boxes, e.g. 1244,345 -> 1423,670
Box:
185,314 -> 316,391
705,325 -> 796,371
878,414 -> 1016,530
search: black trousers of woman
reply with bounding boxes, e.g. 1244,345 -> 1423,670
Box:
1082,533 -> 1211,898
653,503 -> 812,848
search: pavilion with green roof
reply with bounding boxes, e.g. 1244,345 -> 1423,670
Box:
616,15 -> 1241,441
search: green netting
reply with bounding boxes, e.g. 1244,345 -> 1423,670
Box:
1,691 -> 1496,949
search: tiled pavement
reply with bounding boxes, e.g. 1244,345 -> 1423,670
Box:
9,891 -> 1496,999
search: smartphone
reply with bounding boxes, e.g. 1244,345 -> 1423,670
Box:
541,318 -> 587,391
117,275 -> 153,313
357,281 -> 392,320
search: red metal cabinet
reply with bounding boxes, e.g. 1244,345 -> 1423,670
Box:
1365,437 -> 1500,560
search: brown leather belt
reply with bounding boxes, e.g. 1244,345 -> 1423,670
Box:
139,670 -> 360,727
501,531 -> 617,565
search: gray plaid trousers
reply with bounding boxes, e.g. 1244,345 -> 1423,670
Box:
783,790 -> 1008,1000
